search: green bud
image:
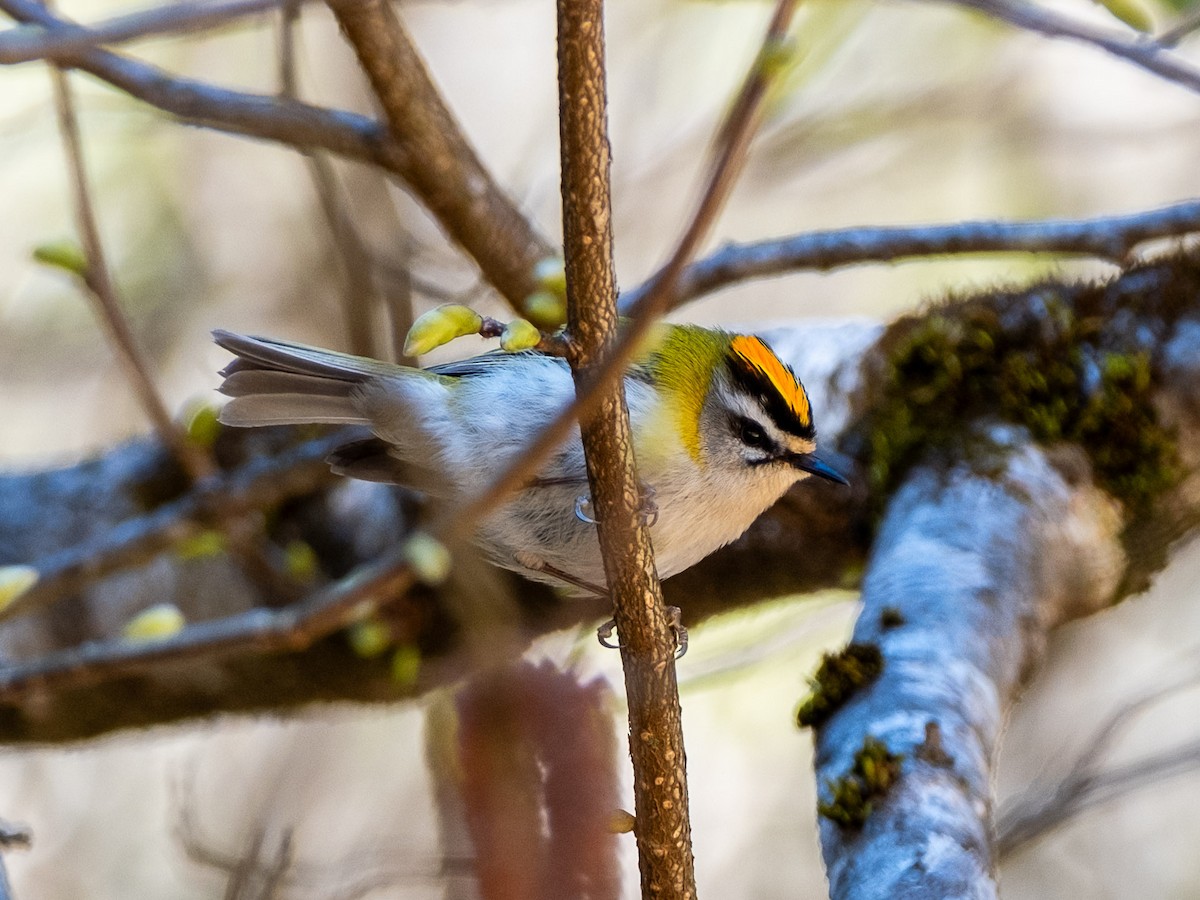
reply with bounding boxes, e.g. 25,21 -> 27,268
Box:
123,603 -> 186,642
391,644 -> 422,686
283,539 -> 319,583
0,565 -> 38,613
185,403 -> 222,449
176,530 -> 226,561
533,256 -> 567,297
32,239 -> 88,277
404,304 -> 484,357
500,317 -> 542,352
403,532 -> 451,585
348,618 -> 392,658
523,290 -> 567,330
609,809 -> 636,834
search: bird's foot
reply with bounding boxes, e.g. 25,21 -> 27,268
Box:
595,605 -> 688,658
638,482 -> 659,527
573,483 -> 658,527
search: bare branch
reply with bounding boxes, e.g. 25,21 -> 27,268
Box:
555,0 -> 696,896
50,66 -> 215,482
323,0 -> 554,313
3,433 -> 342,623
997,664 -> 1200,857
807,253 -> 1200,898
277,2 -> 377,357
928,0 -> 1200,95
0,538 -> 416,703
0,0 -> 555,308
621,200 -> 1200,312
0,0 -> 294,64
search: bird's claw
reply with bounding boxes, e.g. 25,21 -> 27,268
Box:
666,605 -> 688,658
597,617 -> 619,649
594,606 -> 688,658
638,482 -> 659,528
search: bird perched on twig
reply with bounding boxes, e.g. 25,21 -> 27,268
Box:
214,324 -> 846,599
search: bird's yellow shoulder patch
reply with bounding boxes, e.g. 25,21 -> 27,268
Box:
637,325 -> 728,463
729,335 -> 811,428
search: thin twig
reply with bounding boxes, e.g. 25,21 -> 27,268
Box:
0,538 -> 415,702
50,65 -> 214,482
555,0 -> 695,896
277,0 -> 377,357
619,199 -> 1200,312
2,433 -> 342,623
997,663 -> 1200,857
0,0 -> 554,311
0,0 -> 296,64
1158,7 -> 1200,46
929,0 -> 1200,95
324,0 -> 554,313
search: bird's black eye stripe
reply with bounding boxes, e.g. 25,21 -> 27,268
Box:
732,415 -> 773,451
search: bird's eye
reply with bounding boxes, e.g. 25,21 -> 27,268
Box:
733,416 -> 771,451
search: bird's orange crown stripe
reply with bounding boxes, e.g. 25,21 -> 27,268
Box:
730,335 -> 811,427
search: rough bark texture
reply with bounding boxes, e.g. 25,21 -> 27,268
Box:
556,1 -> 697,896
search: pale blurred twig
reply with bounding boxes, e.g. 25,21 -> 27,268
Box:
277,0 -> 377,357
0,0 -> 301,64
1158,7 -> 1200,46
928,0 -> 1200,94
997,663 -> 1200,857
50,66 -> 215,481
0,0 -> 555,310
2,432 -> 343,623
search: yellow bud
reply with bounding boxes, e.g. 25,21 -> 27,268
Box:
0,565 -> 38,613
533,256 -> 567,297
523,290 -> 567,330
403,532 -> 451,585
32,239 -> 88,277
391,644 -> 422,686
348,618 -> 392,658
404,304 -> 484,357
609,809 -> 636,833
123,603 -> 186,642
1094,0 -> 1154,30
176,530 -> 225,561
500,318 -> 542,352
185,402 -> 222,448
283,539 -> 319,583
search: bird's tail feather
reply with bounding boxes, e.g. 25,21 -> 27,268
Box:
213,330 -> 398,427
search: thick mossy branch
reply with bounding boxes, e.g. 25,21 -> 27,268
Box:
817,736 -> 904,829
796,642 -> 884,728
848,254 -> 1199,515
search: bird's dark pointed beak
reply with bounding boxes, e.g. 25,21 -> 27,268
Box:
792,452 -> 849,485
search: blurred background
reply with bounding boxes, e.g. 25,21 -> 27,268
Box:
1,0 -> 1199,896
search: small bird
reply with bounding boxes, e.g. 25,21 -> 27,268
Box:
214,324 -> 846,595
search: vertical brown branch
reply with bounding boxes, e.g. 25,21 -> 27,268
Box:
324,0 -> 555,313
556,2 -> 697,898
